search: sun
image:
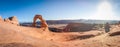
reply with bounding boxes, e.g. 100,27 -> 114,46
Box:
88,0 -> 120,20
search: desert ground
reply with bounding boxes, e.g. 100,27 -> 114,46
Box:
0,16 -> 120,47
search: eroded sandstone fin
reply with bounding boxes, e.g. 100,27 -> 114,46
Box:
32,14 -> 48,31
4,16 -> 19,25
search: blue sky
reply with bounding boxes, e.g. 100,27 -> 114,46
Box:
0,0 -> 120,22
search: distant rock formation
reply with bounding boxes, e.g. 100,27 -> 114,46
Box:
4,16 -> 19,25
63,23 -> 94,32
32,14 -> 48,31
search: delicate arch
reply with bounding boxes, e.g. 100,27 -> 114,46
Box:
32,14 -> 48,30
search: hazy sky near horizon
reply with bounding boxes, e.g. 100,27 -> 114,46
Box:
0,0 -> 120,22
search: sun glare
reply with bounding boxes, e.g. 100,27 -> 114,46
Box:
88,0 -> 120,20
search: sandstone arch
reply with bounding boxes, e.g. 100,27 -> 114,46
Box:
32,14 -> 48,31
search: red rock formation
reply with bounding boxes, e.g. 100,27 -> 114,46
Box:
4,18 -> 11,22
63,23 -> 94,32
32,14 -> 48,31
4,16 -> 19,25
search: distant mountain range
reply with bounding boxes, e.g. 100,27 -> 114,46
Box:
20,19 -> 120,26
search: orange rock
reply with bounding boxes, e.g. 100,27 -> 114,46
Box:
4,16 -> 19,25
32,14 -> 48,31
4,18 -> 11,22
9,16 -> 19,25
